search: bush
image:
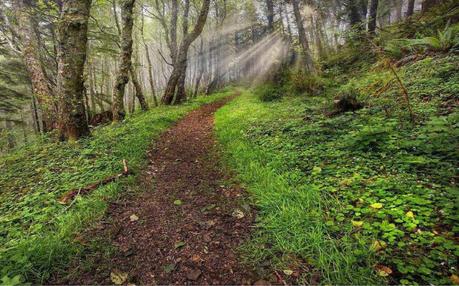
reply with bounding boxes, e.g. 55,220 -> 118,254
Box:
254,83 -> 283,102
287,69 -> 325,96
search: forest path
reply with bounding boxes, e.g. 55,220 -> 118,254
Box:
87,96 -> 257,284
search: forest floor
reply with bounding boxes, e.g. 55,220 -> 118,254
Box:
58,95 -> 261,284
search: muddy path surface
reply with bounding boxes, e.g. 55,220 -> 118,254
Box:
64,97 -> 259,285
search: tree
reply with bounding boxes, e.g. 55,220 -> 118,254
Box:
348,0 -> 363,28
368,0 -> 379,34
15,0 -> 55,132
406,0 -> 415,16
162,0 -> 211,105
291,0 -> 314,71
266,0 -> 275,32
112,0 -> 137,121
56,0 -> 92,141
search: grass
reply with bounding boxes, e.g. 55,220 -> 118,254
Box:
0,89 -> 232,284
215,55 -> 458,284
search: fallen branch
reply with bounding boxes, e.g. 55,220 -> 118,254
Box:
58,160 -> 129,205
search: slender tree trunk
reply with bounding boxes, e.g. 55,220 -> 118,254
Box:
395,0 -> 403,21
266,0 -> 274,32
129,66 -> 148,111
140,11 -> 158,106
348,0 -> 363,28
112,0 -> 136,121
368,0 -> 379,34
291,0 -> 314,71
56,0 -> 92,141
15,0 -> 55,132
31,95 -> 41,133
163,0 -> 210,104
406,0 -> 415,16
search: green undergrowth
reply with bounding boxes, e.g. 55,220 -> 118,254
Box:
0,90 -> 231,283
215,54 -> 458,284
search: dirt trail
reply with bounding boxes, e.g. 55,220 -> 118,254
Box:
76,97 -> 257,284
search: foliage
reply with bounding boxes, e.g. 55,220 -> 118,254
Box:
215,54 -> 458,284
254,83 -> 283,102
285,69 -> 326,96
384,23 -> 459,58
0,91 -> 230,283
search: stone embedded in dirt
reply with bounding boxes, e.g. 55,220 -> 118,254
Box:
129,214 -> 139,222
232,209 -> 245,219
186,269 -> 202,281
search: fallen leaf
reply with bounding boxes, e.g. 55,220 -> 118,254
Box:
370,202 -> 383,209
450,274 -> 459,285
129,214 -> 139,222
173,199 -> 183,206
352,220 -> 364,227
110,269 -> 128,285
375,265 -> 392,277
191,254 -> 201,262
283,269 -> 293,276
371,240 -> 386,251
174,241 -> 186,249
232,209 -> 245,219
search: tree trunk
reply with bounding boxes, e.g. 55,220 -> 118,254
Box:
140,11 -> 158,106
406,0 -> 415,16
348,0 -> 363,28
266,0 -> 274,32
129,66 -> 148,111
162,0 -> 210,105
112,0 -> 136,121
395,0 -> 403,21
291,0 -> 314,71
15,0 -> 55,132
368,0 -> 379,34
56,0 -> 92,141
175,0 -> 191,103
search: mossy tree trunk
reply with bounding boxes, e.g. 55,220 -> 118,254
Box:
56,0 -> 92,141
112,0 -> 136,121
291,0 -> 314,72
15,0 -> 55,132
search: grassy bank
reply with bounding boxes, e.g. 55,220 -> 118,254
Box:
215,55 -> 458,284
0,90 -> 231,283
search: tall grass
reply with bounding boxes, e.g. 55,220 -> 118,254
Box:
215,91 -> 379,284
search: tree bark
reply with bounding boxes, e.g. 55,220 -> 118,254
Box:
112,0 -> 136,121
291,0 -> 314,71
140,10 -> 158,106
348,0 -> 363,28
129,65 -> 148,111
56,0 -> 92,141
162,0 -> 211,105
368,0 -> 379,34
406,0 -> 415,16
15,0 -> 55,132
175,0 -> 191,103
266,0 -> 274,32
